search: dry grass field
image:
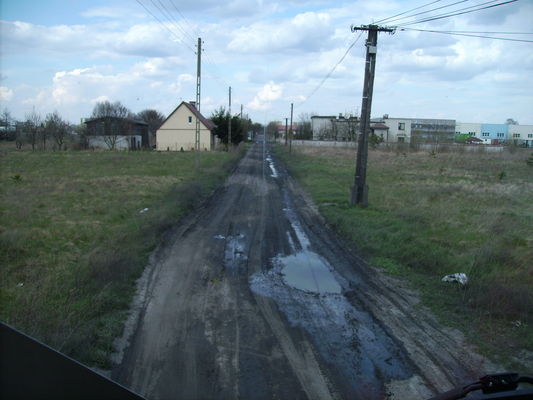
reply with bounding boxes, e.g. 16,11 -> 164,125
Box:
277,144 -> 533,369
0,144 -> 241,366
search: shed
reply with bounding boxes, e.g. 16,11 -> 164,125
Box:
84,117 -> 149,150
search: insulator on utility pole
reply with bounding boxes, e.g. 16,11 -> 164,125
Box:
349,25 -> 394,207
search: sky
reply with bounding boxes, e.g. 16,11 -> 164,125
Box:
1,0 -> 532,125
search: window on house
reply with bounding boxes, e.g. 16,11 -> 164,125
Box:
188,116 -> 192,124
398,137 -> 405,143
398,123 -> 405,130
528,134 -> 532,138
482,132 -> 489,137
512,133 -> 520,138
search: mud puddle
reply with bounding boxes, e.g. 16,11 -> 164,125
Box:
265,153 -> 279,178
279,250 -> 341,294
249,167 -> 415,398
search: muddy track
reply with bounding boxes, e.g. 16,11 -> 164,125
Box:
112,140 -> 494,399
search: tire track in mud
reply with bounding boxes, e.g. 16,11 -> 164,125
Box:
112,140 -> 492,400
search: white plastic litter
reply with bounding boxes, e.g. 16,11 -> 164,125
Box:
441,273 -> 468,286
139,208 -> 149,214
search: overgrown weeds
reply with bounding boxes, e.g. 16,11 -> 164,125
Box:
0,147 -> 242,367
277,144 -> 533,369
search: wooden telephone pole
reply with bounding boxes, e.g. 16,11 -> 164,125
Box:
350,25 -> 394,207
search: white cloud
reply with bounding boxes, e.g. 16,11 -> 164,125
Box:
2,0 -> 532,125
0,20 -> 182,58
0,86 -> 14,101
228,11 -> 333,54
81,6 -> 144,19
248,81 -> 283,110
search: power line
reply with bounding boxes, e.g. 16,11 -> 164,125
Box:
155,0 -> 196,43
405,28 -> 533,34
296,31 -> 365,107
400,27 -> 533,42
374,0 -> 443,24
148,0 -> 196,46
168,0 -> 201,38
396,0 -> 519,27
382,0 -> 472,25
134,0 -> 196,53
395,0 -> 504,26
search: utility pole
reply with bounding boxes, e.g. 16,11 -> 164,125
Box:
194,37 -> 202,168
285,118 -> 288,146
349,24 -> 394,207
228,86 -> 232,150
240,104 -> 243,119
289,103 -> 294,154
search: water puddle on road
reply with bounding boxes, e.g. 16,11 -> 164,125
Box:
248,188 -> 413,397
265,154 -> 279,178
279,251 -> 341,294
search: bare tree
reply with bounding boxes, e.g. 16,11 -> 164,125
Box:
505,118 -> 518,125
45,111 -> 69,150
15,124 -> 24,148
24,109 -> 42,151
90,101 -> 132,150
297,113 -> 313,140
0,108 -> 15,141
137,109 -> 164,148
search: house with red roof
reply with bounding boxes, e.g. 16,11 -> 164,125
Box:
156,101 -> 218,151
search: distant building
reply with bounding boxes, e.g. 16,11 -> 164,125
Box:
311,114 -> 359,141
84,117 -> 149,150
376,116 -> 412,143
370,122 -> 389,141
507,124 -> 533,147
367,116 -> 455,144
156,101 -> 218,151
480,123 -> 508,145
276,124 -> 297,140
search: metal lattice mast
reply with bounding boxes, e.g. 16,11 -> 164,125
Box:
195,37 -> 201,164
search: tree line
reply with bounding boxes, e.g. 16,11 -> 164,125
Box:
0,101 -> 164,151
1,101 -> 264,151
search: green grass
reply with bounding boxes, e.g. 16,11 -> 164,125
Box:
0,144 -> 242,367
277,145 -> 533,370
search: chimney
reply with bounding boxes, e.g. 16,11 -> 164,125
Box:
189,101 -> 196,108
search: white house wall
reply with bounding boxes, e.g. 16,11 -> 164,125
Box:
382,118 -> 412,143
455,122 -> 482,137
157,128 -> 213,151
508,124 -> 533,146
156,104 -> 215,151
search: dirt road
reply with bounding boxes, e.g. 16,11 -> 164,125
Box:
112,140 -> 493,399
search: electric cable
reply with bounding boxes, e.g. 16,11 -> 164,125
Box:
374,0 -> 444,24
134,0 -> 196,53
396,0 -> 519,27
155,0 -> 196,43
296,31 -> 365,107
149,0 -> 196,45
168,0 -> 202,39
400,27 -> 533,42
379,0 -> 473,26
